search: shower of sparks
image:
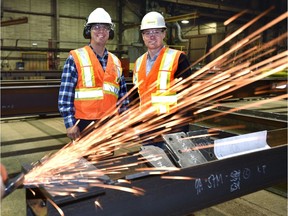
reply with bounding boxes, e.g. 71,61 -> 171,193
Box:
95,199 -> 103,210
22,8 -> 287,211
88,184 -> 145,196
117,179 -> 131,184
182,125 -> 246,141
224,9 -> 249,26
136,167 -> 180,172
161,176 -> 196,180
47,197 -> 65,216
183,133 -> 220,140
195,94 -> 288,123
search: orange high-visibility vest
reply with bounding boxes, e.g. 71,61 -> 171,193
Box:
70,45 -> 122,119
133,47 -> 182,113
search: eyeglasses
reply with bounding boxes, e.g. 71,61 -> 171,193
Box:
142,29 -> 164,37
91,24 -> 111,32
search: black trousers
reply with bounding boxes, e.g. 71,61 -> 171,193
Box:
77,119 -> 97,132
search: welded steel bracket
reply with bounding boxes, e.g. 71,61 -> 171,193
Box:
162,132 -> 207,168
126,145 -> 176,180
139,145 -> 176,168
187,129 -> 217,161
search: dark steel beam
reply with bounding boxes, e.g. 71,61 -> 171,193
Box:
45,144 -> 287,216
1,78 -> 285,117
1,85 -> 60,117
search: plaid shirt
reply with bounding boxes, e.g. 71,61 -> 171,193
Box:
58,47 -> 129,129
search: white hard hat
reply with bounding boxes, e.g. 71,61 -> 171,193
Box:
140,11 -> 166,30
87,8 -> 112,25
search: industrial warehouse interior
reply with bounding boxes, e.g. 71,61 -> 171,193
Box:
0,0 -> 287,215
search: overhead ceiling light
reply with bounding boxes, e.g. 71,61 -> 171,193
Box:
181,20 -> 189,24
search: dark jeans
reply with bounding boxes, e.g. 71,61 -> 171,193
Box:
78,119 -> 97,132
78,119 -> 115,158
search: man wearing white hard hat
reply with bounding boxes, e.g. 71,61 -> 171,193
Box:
133,11 -> 192,145
59,8 -> 130,140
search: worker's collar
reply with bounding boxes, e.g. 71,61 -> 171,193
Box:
147,45 -> 165,61
89,44 -> 108,58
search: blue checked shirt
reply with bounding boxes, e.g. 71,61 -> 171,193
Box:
58,47 -> 130,129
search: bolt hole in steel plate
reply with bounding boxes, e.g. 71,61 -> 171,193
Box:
162,132 -> 207,168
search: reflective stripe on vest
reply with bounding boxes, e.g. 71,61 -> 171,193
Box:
74,48 -> 95,87
157,48 -> 178,91
75,88 -> 103,100
133,55 -> 145,85
104,53 -> 121,96
104,82 -> 119,96
74,49 -> 120,100
151,92 -> 177,113
153,48 -> 178,113
75,83 -> 119,100
110,53 -> 122,79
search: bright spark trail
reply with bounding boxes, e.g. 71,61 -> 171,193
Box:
22,8 -> 287,214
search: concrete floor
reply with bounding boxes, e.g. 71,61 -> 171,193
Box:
1,99 -> 287,216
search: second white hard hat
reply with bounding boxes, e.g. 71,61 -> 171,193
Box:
87,8 -> 112,25
140,11 -> 166,30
